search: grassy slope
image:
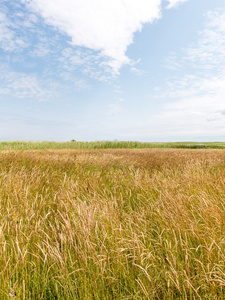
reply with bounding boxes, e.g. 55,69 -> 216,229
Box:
0,149 -> 225,299
0,140 -> 225,151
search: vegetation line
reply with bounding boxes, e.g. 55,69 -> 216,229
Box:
0,140 -> 225,150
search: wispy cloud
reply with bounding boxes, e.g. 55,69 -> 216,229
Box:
73,78 -> 90,91
166,0 -> 189,9
130,67 -> 146,76
185,11 -> 225,71
0,11 -> 28,52
0,65 -> 54,100
163,9 -> 225,103
58,47 -> 111,81
30,39 -> 51,57
132,8 -> 225,140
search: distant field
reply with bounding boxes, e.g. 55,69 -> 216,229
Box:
0,149 -> 225,299
1,140 -> 225,150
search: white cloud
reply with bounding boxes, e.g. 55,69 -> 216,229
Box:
22,0 -> 162,74
166,0 -> 189,9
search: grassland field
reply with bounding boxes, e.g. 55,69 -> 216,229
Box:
0,146 -> 225,299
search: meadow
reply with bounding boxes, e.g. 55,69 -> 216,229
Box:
0,148 -> 225,299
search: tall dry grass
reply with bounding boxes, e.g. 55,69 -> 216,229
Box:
0,149 -> 225,299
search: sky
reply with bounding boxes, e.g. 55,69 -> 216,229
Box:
0,0 -> 225,142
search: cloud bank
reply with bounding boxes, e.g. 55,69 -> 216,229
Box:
22,0 -> 162,74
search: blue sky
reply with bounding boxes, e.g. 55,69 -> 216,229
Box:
0,0 -> 225,141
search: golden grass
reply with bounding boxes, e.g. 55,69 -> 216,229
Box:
0,149 -> 225,299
